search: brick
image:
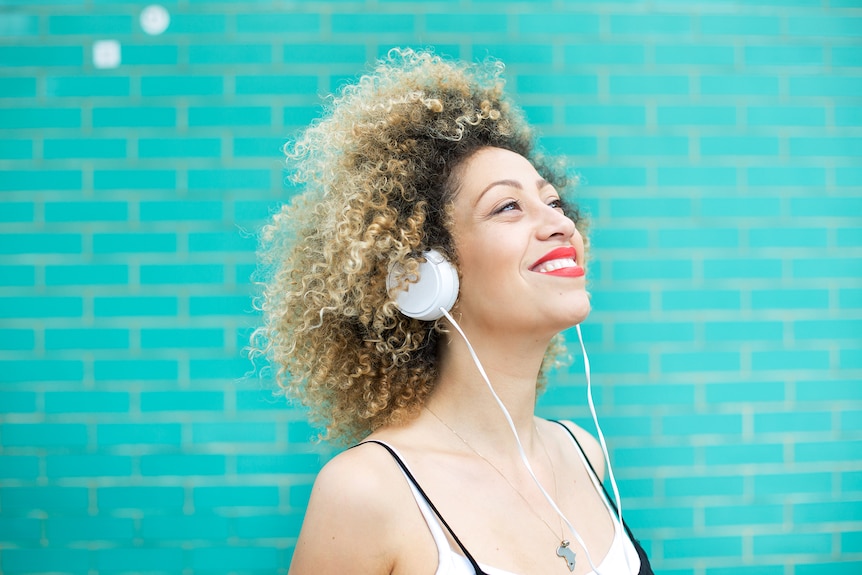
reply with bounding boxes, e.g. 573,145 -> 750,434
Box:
705,443 -> 784,465
755,472 -> 832,496
188,106 -> 271,127
791,76 -> 862,97
45,328 -> 129,350
141,263 -> 224,285
282,43 -> 367,64
235,13 -> 321,34
98,486 -> 184,510
138,137 -> 221,158
283,105 -> 320,126
838,167 -> 862,186
662,290 -> 740,310
96,549 -> 184,571
236,390 -> 285,411
702,75 -> 778,96
45,264 -> 128,286
793,257 -> 861,279
94,296 -> 177,317
658,105 -> 736,126
752,289 -> 828,310
192,422 -> 276,443
615,446 -> 695,468
45,201 -> 127,222
94,360 -> 178,381
165,14 -> 225,34
473,44 -> 554,65
663,413 -> 742,435
141,328 -> 224,349
47,517 -> 135,543
0,328 -> 35,350
750,227 -> 827,248
795,319 -> 862,340
141,454 -> 225,476
701,15 -> 781,35
664,475 -> 744,497
236,453 -> 321,475
788,16 -> 862,37
190,295 -> 251,316
189,44 -> 272,65
0,138 -> 32,159
121,44 -> 178,65
745,45 -> 823,65
565,105 -> 645,126
0,202 -> 34,221
575,167 -> 647,187
94,169 -> 175,190
796,440 -> 862,463
0,296 -> 82,318
0,266 -> 35,286
705,321 -> 783,341
235,74 -> 317,95
97,423 -> 181,446
3,423 -> 87,447
609,136 -> 688,156
0,360 -> 84,382
190,547 -> 281,571
658,167 -> 737,187
612,259 -> 692,280
796,562 -> 862,575
188,168 -> 271,190
141,76 -> 223,97
798,379 -> 862,401
836,106 -> 862,126
0,77 -> 36,98
790,197 -> 862,217
46,455 -> 132,478
0,169 -> 82,191
610,75 -> 689,95
92,106 -> 176,127
194,485 -> 279,508
656,44 -> 735,65
755,411 -> 832,433
45,76 -> 130,97
0,13 -> 38,36
752,350 -> 830,371
518,74 -> 598,95
190,358 -> 253,380
0,107 -> 80,128
748,106 -> 825,126
0,45 -> 83,67
140,200 -> 223,221
332,13 -> 415,34
611,13 -> 691,34
706,504 -> 784,527
615,321 -> 694,343
141,391 -> 224,412
49,14 -> 132,34
93,233 -> 177,254
701,136 -> 779,156
2,549 -> 90,573
0,232 -> 82,253
0,456 -> 39,480
0,391 -> 36,412
662,352 -> 741,373
519,13 -> 599,35
2,487 -> 88,511
564,44 -> 644,65
140,515 -> 229,540
0,518 -> 41,542
704,258 -> 782,279
537,136 -> 596,156
234,514 -> 305,539
45,391 -> 129,413
790,137 -> 862,157
794,500 -> 862,523
706,380 -> 785,403
661,228 -> 740,248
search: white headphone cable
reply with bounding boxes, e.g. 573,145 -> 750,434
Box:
441,308 -> 601,573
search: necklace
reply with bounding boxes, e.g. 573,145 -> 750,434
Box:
425,406 -> 577,572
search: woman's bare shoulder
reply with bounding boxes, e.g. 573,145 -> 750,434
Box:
288,442 -> 418,575
548,419 -> 606,481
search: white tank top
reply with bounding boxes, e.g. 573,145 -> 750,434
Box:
377,433 -> 641,575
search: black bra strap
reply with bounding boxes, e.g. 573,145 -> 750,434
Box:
354,440 -> 490,575
549,419 -> 653,574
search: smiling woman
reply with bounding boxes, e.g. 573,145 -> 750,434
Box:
250,48 -> 653,575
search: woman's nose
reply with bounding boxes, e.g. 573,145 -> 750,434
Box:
537,204 -> 576,241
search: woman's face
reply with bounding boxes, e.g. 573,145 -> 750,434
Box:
448,147 -> 590,337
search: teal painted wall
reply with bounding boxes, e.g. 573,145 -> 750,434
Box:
1,0 -> 860,573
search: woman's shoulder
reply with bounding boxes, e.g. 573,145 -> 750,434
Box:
544,418 -> 606,482
289,441 -> 426,574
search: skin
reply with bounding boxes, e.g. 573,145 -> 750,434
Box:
289,147 -> 616,575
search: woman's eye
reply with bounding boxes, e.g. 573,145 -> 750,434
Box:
548,198 -> 564,210
495,200 -> 520,214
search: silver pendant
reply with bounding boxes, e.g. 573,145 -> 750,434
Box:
556,540 -> 576,572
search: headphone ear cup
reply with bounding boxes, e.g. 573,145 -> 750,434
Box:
386,249 -> 459,321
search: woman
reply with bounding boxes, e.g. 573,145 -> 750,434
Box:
253,49 -> 653,575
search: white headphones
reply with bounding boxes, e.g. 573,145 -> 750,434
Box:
386,249 -> 459,321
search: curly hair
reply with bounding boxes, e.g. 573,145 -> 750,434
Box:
251,48 -> 583,445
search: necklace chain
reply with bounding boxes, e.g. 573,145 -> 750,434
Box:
424,406 -> 577,572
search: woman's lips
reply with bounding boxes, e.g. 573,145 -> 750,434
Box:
530,246 -> 585,277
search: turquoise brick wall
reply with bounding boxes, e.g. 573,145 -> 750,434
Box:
0,0 -> 860,573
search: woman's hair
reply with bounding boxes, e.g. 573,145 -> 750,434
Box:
251,48 -> 583,444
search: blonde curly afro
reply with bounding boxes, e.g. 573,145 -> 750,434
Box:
251,49 -> 582,444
